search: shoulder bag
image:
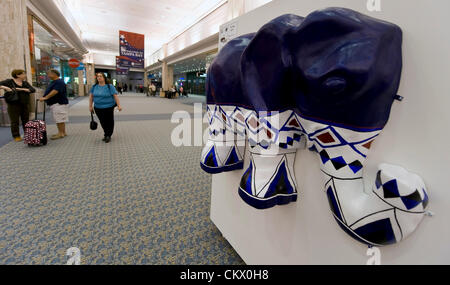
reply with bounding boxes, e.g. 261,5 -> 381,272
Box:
4,79 -> 19,103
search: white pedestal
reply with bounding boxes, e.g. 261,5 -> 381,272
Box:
210,0 -> 450,265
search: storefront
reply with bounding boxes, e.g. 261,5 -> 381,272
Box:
171,52 -> 216,96
174,71 -> 206,96
27,14 -> 84,98
94,68 -> 145,92
148,68 -> 162,90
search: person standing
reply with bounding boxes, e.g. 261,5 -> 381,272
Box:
89,73 -> 123,143
39,69 -> 69,140
150,83 -> 156,96
0,69 -> 36,142
179,86 -> 184,97
146,83 -> 150,96
169,85 -> 176,99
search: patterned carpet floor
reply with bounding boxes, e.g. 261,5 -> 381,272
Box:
0,96 -> 244,265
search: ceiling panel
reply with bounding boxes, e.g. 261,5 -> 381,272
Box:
62,0 -> 225,56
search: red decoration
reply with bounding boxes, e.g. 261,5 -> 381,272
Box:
68,58 -> 80,68
317,132 -> 335,144
362,140 -> 373,149
289,119 -> 300,127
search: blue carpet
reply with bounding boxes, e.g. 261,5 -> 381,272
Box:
0,98 -> 244,265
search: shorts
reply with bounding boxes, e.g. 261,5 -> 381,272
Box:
50,103 -> 69,123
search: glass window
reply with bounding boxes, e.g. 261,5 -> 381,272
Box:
28,15 -> 79,97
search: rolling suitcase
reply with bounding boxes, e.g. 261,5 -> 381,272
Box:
24,99 -> 47,146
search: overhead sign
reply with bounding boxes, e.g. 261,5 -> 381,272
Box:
116,56 -> 132,68
116,68 -> 129,75
119,30 -> 144,69
41,56 -> 52,67
116,56 -> 129,75
76,62 -> 85,70
68,58 -> 80,68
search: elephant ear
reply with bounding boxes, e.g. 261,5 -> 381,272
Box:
240,14 -> 304,112
201,34 -> 254,174
208,33 -> 255,107
288,7 -> 403,130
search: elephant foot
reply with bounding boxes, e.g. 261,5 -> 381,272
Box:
325,162 -> 430,246
200,140 -> 245,174
238,152 -> 298,209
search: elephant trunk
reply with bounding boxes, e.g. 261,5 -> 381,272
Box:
302,117 -> 429,246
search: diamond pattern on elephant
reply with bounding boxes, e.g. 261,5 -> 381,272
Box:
319,150 -> 364,174
375,170 -> 429,211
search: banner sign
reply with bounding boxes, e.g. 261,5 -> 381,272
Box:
116,56 -> 129,75
117,68 -> 129,75
119,30 -> 144,69
116,56 -> 133,68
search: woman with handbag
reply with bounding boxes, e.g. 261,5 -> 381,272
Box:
0,69 -> 36,142
88,73 -> 122,143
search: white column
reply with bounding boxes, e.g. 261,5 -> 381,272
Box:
77,69 -> 85,96
0,0 -> 34,117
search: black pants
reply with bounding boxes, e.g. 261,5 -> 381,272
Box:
7,102 -> 29,138
94,106 -> 115,137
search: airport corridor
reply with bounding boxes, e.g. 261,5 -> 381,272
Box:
0,95 -> 244,265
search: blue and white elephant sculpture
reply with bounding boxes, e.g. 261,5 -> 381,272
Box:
200,8 -> 430,247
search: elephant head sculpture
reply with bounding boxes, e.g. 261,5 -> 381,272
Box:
200,8 -> 430,247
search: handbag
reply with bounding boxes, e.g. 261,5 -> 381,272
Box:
90,111 -> 98,130
4,80 -> 19,103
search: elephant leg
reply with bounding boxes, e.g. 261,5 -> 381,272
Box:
238,110 -> 305,209
201,105 -> 246,174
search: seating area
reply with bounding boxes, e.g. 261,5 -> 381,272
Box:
159,89 -> 189,99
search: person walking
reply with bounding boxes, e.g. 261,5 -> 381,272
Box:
39,69 -> 69,140
0,69 -> 36,142
89,73 -> 122,143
